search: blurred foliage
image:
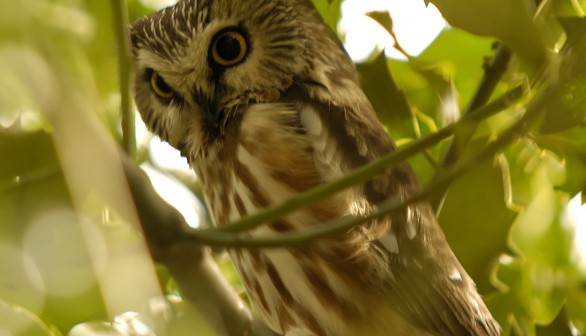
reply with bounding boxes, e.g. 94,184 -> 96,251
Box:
1,0 -> 586,335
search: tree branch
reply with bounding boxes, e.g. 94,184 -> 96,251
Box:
110,0 -> 136,157
120,154 -> 278,336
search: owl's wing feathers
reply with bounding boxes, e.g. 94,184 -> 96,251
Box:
292,84 -> 500,336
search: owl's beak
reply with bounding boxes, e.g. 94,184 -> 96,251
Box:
193,90 -> 217,120
193,90 -> 224,138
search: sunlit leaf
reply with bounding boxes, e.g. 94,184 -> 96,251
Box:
533,131 -> 586,198
429,0 -> 548,68
311,0 -> 342,31
503,139 -> 566,208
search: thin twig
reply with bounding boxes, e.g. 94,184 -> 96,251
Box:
110,0 -> 136,157
199,85 -> 526,235
366,11 -> 411,59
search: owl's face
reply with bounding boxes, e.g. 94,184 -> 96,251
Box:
130,0 -> 316,158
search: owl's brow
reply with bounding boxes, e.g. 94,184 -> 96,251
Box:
131,0 -> 211,58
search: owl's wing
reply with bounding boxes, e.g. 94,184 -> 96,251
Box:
289,84 -> 500,336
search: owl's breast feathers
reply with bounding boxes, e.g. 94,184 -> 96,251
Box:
195,83 -> 499,335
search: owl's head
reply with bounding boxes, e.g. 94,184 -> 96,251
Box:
130,0 -> 342,158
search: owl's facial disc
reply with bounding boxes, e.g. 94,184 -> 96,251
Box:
131,0 -> 312,150
143,26 -> 252,120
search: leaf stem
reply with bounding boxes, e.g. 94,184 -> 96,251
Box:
110,0 -> 135,157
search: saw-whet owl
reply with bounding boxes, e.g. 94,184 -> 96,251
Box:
130,0 -> 500,335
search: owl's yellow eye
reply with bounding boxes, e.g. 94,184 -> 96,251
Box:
150,71 -> 174,100
210,29 -> 248,67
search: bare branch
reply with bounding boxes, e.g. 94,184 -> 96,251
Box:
120,154 -> 278,336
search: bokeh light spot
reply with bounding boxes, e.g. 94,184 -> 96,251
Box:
23,209 -> 107,297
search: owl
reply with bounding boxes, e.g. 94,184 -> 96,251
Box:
130,0 -> 500,335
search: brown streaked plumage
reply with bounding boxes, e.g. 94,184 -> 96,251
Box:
130,0 -> 500,335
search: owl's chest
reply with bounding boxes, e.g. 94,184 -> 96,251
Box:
197,135 -> 323,230
193,105 -> 416,335
196,103 -> 340,229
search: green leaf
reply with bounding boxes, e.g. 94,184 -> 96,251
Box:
386,60 -> 435,125
417,29 -> 495,110
509,188 -> 572,267
566,285 -> 586,334
486,256 -> 535,335
365,11 -> 394,39
356,53 -> 415,139
0,130 -> 108,333
429,0 -> 548,68
550,0 -> 586,16
0,130 -> 70,239
503,139 -> 566,208
539,17 -> 586,133
311,0 -> 342,32
535,306 -> 573,336
532,131 -> 586,199
485,134 -> 584,334
438,145 -> 515,292
488,248 -> 574,334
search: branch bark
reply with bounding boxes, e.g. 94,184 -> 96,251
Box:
120,154 -> 278,336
